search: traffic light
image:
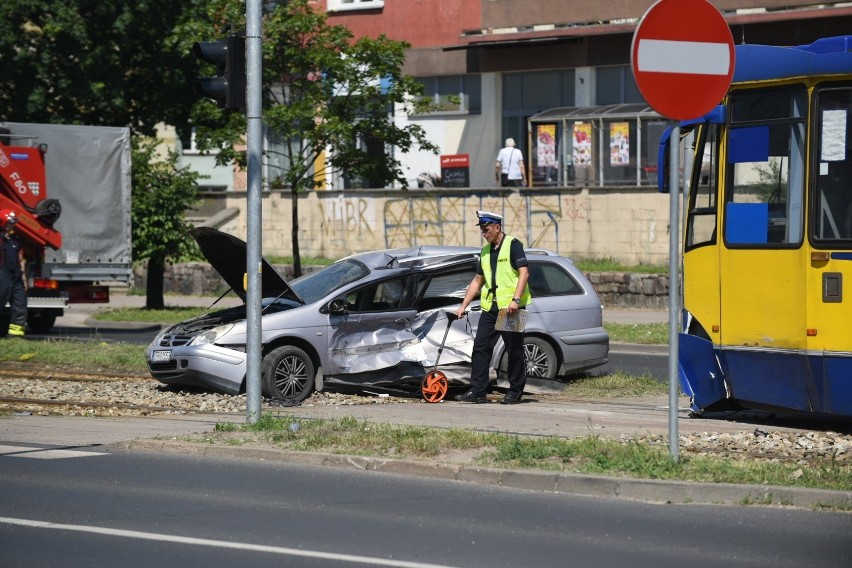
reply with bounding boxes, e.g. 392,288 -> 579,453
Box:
192,35 -> 246,111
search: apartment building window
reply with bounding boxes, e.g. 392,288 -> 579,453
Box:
327,0 -> 384,12
596,65 -> 644,105
501,70 -> 575,162
417,75 -> 481,114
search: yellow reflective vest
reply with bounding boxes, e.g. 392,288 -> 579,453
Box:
480,235 -> 531,311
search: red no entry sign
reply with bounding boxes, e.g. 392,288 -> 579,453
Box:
631,0 -> 735,120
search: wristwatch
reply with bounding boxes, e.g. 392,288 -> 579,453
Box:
512,297 -> 521,303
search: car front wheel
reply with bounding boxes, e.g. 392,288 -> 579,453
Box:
261,346 -> 315,404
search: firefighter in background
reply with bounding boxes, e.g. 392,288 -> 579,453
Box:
1,211 -> 27,337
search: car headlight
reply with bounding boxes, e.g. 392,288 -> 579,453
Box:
189,323 -> 235,346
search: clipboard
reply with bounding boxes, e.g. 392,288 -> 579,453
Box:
494,308 -> 528,332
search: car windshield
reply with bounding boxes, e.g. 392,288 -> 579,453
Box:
290,259 -> 370,304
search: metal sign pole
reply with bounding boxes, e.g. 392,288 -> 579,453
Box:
245,0 -> 262,423
667,123 -> 680,461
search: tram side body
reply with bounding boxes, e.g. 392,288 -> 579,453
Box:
676,36 -> 852,419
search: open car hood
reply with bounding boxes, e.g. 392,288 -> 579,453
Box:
190,227 -> 303,305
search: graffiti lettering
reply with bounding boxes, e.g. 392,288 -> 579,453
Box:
320,198 -> 375,238
562,197 -> 589,220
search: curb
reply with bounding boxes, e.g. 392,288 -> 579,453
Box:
117,440 -> 852,509
609,342 -> 669,354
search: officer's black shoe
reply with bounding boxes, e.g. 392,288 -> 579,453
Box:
500,393 -> 522,405
454,390 -> 486,404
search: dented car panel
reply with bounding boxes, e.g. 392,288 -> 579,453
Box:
326,309 -> 423,376
145,228 -> 609,401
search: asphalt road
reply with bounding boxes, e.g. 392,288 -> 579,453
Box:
2,446 -> 850,568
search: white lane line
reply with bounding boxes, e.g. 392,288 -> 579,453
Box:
0,516 -> 461,568
637,39 -> 731,75
0,444 -> 105,459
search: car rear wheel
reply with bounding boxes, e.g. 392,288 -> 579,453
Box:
523,337 -> 558,379
500,336 -> 559,380
261,346 -> 315,404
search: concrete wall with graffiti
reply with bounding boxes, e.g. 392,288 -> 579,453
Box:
202,186 -> 675,265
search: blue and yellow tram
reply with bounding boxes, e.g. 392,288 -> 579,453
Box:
661,36 -> 852,418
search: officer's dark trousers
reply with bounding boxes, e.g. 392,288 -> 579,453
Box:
469,306 -> 526,396
0,269 -> 26,328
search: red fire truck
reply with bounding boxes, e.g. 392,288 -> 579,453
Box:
1,122 -> 132,333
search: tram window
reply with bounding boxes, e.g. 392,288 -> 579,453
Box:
813,88 -> 852,243
725,88 -> 806,247
686,124 -> 719,249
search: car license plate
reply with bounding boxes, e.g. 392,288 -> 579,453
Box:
152,350 -> 172,362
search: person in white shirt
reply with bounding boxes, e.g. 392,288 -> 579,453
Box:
495,138 -> 527,187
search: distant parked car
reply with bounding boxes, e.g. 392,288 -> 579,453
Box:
145,228 -> 609,403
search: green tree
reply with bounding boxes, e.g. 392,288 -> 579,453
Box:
193,0 -> 439,277
131,138 -> 201,309
0,1 -> 200,136
0,1 -> 210,307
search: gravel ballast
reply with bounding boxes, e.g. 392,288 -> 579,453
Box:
1,374 -> 850,465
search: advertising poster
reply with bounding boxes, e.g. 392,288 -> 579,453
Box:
610,122 -> 630,166
536,124 -> 557,168
572,122 -> 592,167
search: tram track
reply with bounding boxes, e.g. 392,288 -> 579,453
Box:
0,367 -> 150,383
1,366 -> 850,465
0,367 -> 250,416
0,396 -> 186,415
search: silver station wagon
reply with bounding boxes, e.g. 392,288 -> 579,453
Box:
145,228 -> 609,403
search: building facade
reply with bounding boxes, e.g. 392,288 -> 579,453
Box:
318,0 -> 852,188
181,1 -> 852,263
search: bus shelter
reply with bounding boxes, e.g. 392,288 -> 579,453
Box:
528,103 -> 666,188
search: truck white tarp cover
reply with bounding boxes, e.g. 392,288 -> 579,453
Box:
5,122 -> 132,278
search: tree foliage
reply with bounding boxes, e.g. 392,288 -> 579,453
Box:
0,1 -> 200,136
0,0 -> 210,307
192,0 -> 440,276
130,138 -> 201,309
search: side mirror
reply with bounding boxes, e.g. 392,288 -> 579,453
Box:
328,298 -> 348,314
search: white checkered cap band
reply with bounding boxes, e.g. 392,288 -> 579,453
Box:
475,210 -> 503,225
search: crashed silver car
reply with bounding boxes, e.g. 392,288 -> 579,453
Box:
145,228 -> 609,403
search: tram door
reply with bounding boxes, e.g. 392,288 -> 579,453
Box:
808,88 -> 852,361
716,88 -> 811,406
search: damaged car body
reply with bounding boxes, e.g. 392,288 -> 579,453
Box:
145,228 -> 609,403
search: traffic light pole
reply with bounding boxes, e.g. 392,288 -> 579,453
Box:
245,0 -> 263,424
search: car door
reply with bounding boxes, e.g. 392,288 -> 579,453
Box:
411,265 -> 479,364
324,276 -> 421,379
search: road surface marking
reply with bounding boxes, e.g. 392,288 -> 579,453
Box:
0,444 -> 105,459
0,516 -> 461,568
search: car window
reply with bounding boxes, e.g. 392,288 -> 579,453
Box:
291,259 -> 370,304
416,268 -> 474,311
345,277 -> 408,312
528,261 -> 583,297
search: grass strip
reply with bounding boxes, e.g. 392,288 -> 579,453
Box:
209,415 -> 851,494
574,256 -> 668,275
0,338 -> 147,374
604,322 -> 669,344
563,371 -> 666,398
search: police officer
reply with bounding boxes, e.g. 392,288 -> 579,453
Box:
1,211 -> 26,337
453,210 -> 531,404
